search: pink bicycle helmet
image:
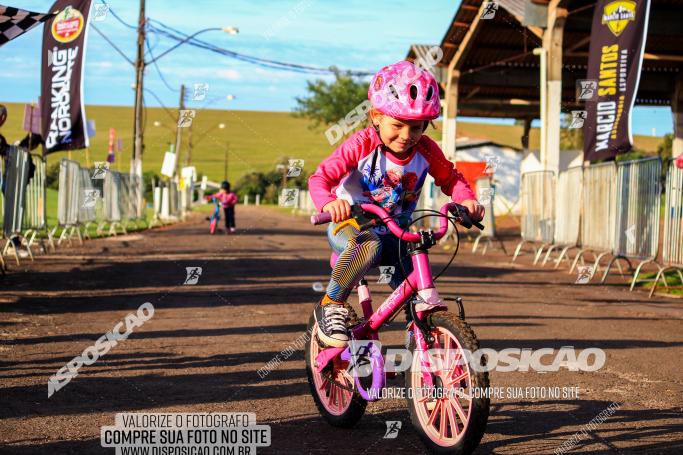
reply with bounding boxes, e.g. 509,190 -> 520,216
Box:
368,60 -> 440,121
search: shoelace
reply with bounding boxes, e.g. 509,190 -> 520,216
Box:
323,306 -> 348,332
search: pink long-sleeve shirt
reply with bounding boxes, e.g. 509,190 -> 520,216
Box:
309,127 -> 476,234
211,191 -> 238,208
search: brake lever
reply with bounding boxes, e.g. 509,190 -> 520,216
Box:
351,205 -> 382,231
450,204 -> 485,231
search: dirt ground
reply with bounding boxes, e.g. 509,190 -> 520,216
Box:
1,205 -> 682,454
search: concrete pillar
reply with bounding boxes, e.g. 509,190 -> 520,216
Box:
521,118 -> 532,150
673,73 -> 683,158
542,5 -> 567,174
442,70 -> 460,161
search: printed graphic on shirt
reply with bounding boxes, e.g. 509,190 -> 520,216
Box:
334,146 -> 429,234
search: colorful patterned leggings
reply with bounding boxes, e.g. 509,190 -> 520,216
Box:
325,221 -> 414,303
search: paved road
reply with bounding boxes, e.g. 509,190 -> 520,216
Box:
1,206 -> 682,454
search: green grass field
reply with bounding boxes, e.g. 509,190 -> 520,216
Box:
1,102 -> 664,184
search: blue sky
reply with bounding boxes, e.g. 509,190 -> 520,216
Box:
1,0 -> 673,136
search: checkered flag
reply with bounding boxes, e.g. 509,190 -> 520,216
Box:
0,5 -> 54,47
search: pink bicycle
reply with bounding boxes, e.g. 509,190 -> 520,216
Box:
306,202 -> 490,454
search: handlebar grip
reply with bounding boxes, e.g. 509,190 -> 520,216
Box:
310,211 -> 332,225
473,220 -> 485,230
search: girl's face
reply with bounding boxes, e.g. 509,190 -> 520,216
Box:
373,111 -> 425,155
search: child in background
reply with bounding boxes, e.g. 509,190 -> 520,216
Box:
208,181 -> 238,234
308,60 -> 484,347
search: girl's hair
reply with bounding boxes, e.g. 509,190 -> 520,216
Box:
367,108 -> 430,133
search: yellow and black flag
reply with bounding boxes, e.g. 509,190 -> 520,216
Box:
40,0 -> 93,154
583,0 -> 652,162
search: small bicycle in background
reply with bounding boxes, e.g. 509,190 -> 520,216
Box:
208,198 -> 221,235
306,202 -> 490,454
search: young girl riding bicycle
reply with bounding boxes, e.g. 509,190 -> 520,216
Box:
308,60 -> 484,348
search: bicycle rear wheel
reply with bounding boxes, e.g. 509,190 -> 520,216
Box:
305,312 -> 366,427
406,311 -> 489,454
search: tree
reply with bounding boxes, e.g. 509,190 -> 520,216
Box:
293,67 -> 370,136
559,113 -> 584,150
657,133 -> 673,162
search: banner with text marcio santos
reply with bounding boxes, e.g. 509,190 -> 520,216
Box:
583,0 -> 651,162
40,0 -> 92,155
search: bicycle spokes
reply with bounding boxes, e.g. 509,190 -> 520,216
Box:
309,325 -> 354,416
412,327 -> 472,444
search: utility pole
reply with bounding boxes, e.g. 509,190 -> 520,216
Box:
132,0 -> 145,170
174,84 -> 186,177
132,0 -> 146,217
187,119 -> 193,166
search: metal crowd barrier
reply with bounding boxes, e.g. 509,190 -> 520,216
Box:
292,189 -> 314,215
180,177 -> 194,216
150,178 -> 180,227
53,159 -> 84,245
512,170 -> 555,263
649,159 -> 683,296
2,146 -> 32,264
128,173 -> 146,228
601,157 -> 662,288
171,180 -> 180,217
23,154 -> 53,253
99,170 -> 128,236
120,174 -> 133,227
78,167 -> 98,239
472,176 -> 506,255
570,162 -> 618,275
542,166 -> 582,268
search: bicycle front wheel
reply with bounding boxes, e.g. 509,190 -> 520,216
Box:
405,311 -> 489,454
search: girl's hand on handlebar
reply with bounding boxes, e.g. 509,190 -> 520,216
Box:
460,199 -> 485,222
322,199 -> 351,223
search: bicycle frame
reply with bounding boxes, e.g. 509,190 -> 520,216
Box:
315,248 -> 443,397
312,201 -> 483,400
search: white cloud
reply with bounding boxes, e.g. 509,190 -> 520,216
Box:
217,69 -> 241,80
250,67 -> 300,80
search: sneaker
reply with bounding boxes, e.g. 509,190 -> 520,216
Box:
230,227 -> 236,233
314,303 -> 349,347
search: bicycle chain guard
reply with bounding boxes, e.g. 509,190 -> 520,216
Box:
340,339 -> 385,401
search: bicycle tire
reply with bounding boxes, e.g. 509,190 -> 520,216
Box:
305,312 -> 367,427
405,311 -> 490,454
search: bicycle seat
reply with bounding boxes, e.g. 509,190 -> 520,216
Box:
330,252 -> 339,269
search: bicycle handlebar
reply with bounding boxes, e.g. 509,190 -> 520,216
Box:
310,202 -> 484,242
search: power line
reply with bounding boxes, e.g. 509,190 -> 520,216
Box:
100,0 -> 137,29
98,4 -> 372,77
147,19 -> 373,76
145,37 -> 179,92
91,24 -> 134,66
144,87 -> 178,122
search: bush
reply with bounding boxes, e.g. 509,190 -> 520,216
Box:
46,162 -> 60,190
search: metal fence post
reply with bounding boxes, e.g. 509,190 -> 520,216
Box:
542,166 -> 582,268
512,170 -> 555,263
600,157 -> 663,288
471,176 -> 506,255
569,162 -> 618,275
1,146 -> 32,264
650,159 -> 683,296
